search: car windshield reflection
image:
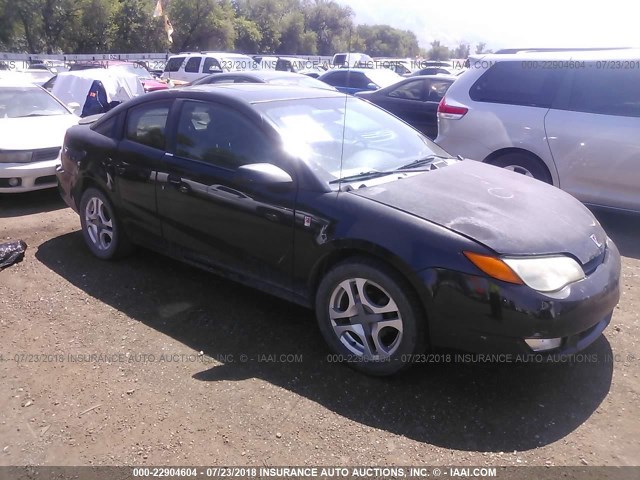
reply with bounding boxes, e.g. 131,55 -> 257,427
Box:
255,96 -> 451,181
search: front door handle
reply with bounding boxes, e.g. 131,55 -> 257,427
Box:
168,175 -> 189,194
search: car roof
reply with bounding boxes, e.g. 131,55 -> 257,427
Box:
174,52 -> 253,58
473,48 -> 640,62
185,83 -> 345,103
405,74 -> 457,81
322,68 -> 379,74
211,71 -> 308,80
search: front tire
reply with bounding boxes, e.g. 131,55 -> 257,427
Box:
315,258 -> 427,375
79,187 -> 133,260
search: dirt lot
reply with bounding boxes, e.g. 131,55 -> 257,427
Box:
0,189 -> 639,468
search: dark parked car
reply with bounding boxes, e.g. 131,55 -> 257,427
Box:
356,75 -> 455,138
318,68 -> 402,95
57,85 -> 620,376
191,70 -> 335,90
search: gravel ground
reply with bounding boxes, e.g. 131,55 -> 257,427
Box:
0,189 -> 638,468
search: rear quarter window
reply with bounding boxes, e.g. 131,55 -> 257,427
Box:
469,61 -> 564,108
91,114 -> 119,138
567,67 -> 640,117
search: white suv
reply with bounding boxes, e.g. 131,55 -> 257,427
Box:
435,49 -> 640,213
161,52 -> 260,83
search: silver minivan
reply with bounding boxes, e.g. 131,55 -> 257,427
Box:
435,49 -> 640,212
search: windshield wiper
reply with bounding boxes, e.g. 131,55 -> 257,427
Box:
329,170 -> 391,184
394,154 -> 451,171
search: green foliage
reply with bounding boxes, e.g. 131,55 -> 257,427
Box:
168,0 -> 235,52
0,0 -> 489,57
357,24 -> 420,57
303,0 -> 356,55
233,16 -> 263,53
452,42 -> 470,59
111,0 -> 167,53
427,40 -> 450,60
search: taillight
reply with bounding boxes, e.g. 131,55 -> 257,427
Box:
438,97 -> 468,120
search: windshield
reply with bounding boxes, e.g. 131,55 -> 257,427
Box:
0,86 -> 70,118
255,96 -> 451,181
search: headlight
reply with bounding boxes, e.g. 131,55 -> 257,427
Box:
0,150 -> 33,163
503,256 -> 585,292
464,252 -> 585,292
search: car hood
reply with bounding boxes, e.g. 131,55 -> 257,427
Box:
0,114 -> 78,150
141,78 -> 169,92
351,160 -> 606,265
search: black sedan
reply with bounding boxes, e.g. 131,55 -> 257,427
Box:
356,75 -> 455,139
191,70 -> 335,90
57,85 -> 620,376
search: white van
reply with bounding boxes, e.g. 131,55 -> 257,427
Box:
332,52 -> 374,68
161,52 -> 260,83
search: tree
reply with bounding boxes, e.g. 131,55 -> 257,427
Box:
169,0 -> 236,52
111,0 -> 167,53
357,24 -> 420,57
303,0 -> 356,55
234,0 -> 289,53
475,42 -> 487,54
71,0 -> 118,53
234,16 -> 262,53
452,42 -> 470,59
427,40 -> 450,60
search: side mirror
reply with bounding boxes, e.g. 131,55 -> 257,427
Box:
67,102 -> 80,113
208,67 -> 223,73
235,163 -> 293,187
367,82 -> 378,91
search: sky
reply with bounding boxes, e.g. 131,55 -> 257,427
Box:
337,0 -> 640,52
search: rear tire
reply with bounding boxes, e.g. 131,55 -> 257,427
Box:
79,187 -> 133,260
488,152 -> 552,184
315,258 -> 427,376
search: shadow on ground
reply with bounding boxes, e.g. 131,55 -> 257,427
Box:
0,189 -> 67,218
590,207 -> 640,260
36,231 -> 615,453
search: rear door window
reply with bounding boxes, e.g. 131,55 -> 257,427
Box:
184,56 -> 202,73
470,61 -> 564,108
388,79 -> 426,100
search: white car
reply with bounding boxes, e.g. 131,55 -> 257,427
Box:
435,49 -> 640,213
0,79 -> 78,193
51,68 -> 144,117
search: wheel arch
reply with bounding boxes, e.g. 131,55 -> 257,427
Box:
482,147 -> 558,186
308,241 -> 433,346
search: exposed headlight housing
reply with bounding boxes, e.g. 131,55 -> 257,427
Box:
0,150 -> 33,163
503,256 -> 585,292
464,252 -> 585,293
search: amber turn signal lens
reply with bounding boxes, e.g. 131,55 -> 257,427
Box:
463,251 -> 524,285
